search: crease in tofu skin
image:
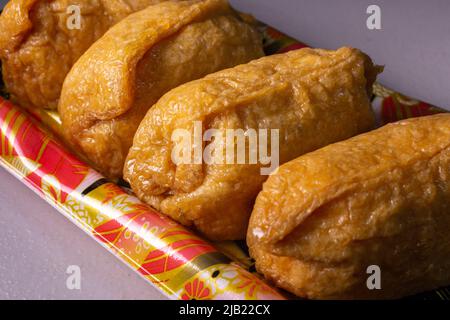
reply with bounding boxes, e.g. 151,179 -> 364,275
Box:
58,0 -> 264,178
0,0 -> 171,110
247,114 -> 450,299
124,47 -> 382,241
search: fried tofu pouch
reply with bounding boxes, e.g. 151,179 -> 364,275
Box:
124,47 -> 381,240
0,0 -> 169,110
248,114 -> 450,299
58,0 -> 264,178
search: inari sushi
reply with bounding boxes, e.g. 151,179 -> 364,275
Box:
58,0 -> 264,178
124,47 -> 381,240
248,114 -> 450,299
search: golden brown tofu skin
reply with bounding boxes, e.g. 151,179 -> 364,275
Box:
0,0 -> 168,110
124,47 -> 380,240
58,0 -> 264,178
248,114 -> 450,299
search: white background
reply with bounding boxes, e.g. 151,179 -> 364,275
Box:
0,0 -> 449,299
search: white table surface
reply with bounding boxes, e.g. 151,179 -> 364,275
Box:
0,0 -> 449,300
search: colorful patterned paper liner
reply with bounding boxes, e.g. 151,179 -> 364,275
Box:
1,20 -> 450,300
